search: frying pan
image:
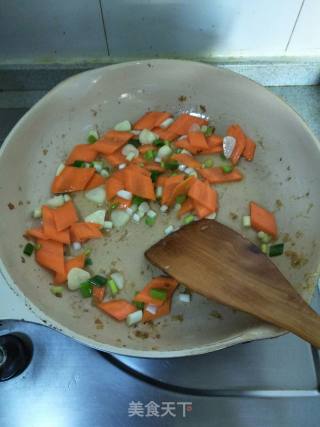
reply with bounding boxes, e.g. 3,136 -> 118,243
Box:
0,60 -> 319,357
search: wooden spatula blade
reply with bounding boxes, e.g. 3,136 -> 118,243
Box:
145,219 -> 320,348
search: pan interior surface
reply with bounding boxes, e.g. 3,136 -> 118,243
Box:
0,60 -> 319,357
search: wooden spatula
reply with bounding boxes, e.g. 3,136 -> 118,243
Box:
145,219 -> 320,348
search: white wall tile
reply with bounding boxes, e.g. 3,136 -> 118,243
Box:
0,0 -> 107,60
102,0 -> 303,57
287,0 -> 320,55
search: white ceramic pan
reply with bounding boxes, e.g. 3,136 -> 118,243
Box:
0,60 -> 319,357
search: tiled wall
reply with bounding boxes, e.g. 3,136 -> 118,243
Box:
0,0 -> 319,61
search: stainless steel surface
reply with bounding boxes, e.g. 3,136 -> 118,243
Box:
0,74 -> 319,425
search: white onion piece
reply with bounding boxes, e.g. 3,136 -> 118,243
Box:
114,120 -> 131,131
67,268 -> 90,291
46,195 -> 65,208
110,272 -> 124,290
111,209 -> 130,228
85,209 -> 106,226
85,186 -> 106,205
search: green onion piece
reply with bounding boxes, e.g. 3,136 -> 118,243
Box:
111,202 -> 119,210
50,286 -> 64,297
175,148 -> 183,154
89,275 -> 107,287
132,195 -> 144,206
183,214 -> 195,225
107,278 -> 118,296
34,243 -> 42,250
130,139 -> 141,148
23,243 -> 34,256
220,153 -> 227,160
153,139 -> 166,147
176,194 -> 187,204
133,300 -> 144,310
83,248 -> 91,256
85,257 -> 93,266
260,243 -> 269,254
204,126 -> 214,137
150,288 -> 168,301
242,215 -> 251,228
257,231 -> 272,243
203,158 -> 213,168
269,243 -> 284,257
73,160 -> 86,168
145,216 -> 156,227
150,171 -> 161,183
144,150 -> 156,161
87,130 -> 99,144
164,160 -> 179,170
221,165 -> 233,174
80,281 -> 93,298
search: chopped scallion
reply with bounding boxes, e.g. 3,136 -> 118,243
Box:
130,139 -> 141,148
164,160 -> 179,170
257,231 -> 272,243
73,160 -> 86,168
80,281 -> 93,298
145,216 -> 156,226
111,202 -> 119,210
150,288 -> 168,301
23,243 -> 34,256
203,158 -> 213,168
260,243 -> 269,254
150,171 -> 161,182
50,286 -> 64,297
153,139 -> 166,147
133,300 -> 145,310
204,126 -> 214,137
183,214 -> 195,225
84,257 -> 93,266
107,278 -> 118,296
176,194 -> 187,204
269,243 -> 284,257
89,275 -> 107,287
221,165 -> 233,174
144,150 -> 156,161
220,153 -> 227,160
87,130 -> 99,144
132,196 -> 144,206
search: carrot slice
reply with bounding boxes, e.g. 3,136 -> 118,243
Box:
134,277 -> 178,307
198,167 -> 243,184
91,131 -> 133,155
178,198 -> 194,218
65,144 -> 97,165
153,127 -> 178,142
174,139 -> 198,154
51,166 -> 95,193
26,227 -> 48,240
138,144 -> 156,155
70,222 -> 103,243
124,169 -> 155,200
188,179 -> 218,212
92,287 -> 106,305
42,206 -> 70,244
207,135 -> 223,147
250,202 -> 278,239
227,124 -> 247,165
97,300 -> 137,321
171,153 -> 201,169
54,254 -> 85,284
167,176 -> 196,207
168,114 -> 208,135
143,299 -> 171,322
243,137 -> 256,161
111,196 -> 132,209
193,201 -> 213,219
125,163 -> 150,177
161,175 -> 184,206
201,145 -> 223,155
134,111 -> 171,130
85,173 -> 106,190
104,151 -> 126,166
188,131 -> 208,152
105,176 -> 123,200
52,200 -> 78,232
35,238 -> 65,276
156,174 -> 168,187
144,162 -> 165,173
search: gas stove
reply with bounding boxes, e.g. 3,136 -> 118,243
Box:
1,69 -> 320,426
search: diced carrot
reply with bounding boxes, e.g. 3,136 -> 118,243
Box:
51,166 -> 95,193
124,169 -> 155,200
198,167 -> 243,184
168,114 -> 208,135
35,238 -> 65,276
171,153 -> 201,169
134,111 -> 171,130
201,145 -> 223,155
207,135 -> 223,147
156,174 -> 168,187
144,162 -> 165,173
111,168 -> 126,184
111,196 -> 132,209
134,277 -> 178,307
243,138 -> 256,161
92,287 -> 106,305
65,144 -> 97,165
70,222 -> 103,243
125,163 -> 150,177
26,227 -> 47,240
104,151 -> 126,166
167,176 -> 196,207
91,131 -> 133,155
250,202 -> 278,239
161,175 -> 184,206
143,299 -> 171,322
188,131 -> 208,152
52,200 -> 78,232
105,176 -> 123,200
138,144 -> 156,155
97,300 -> 137,321
54,254 -> 85,284
178,198 -> 194,218
131,155 -> 146,167
188,179 -> 218,212
174,139 -> 198,154
85,173 -> 106,190
193,201 -> 213,219
152,127 -> 178,142
227,124 -> 247,165
42,206 -> 70,244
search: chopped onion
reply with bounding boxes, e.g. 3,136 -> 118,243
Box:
67,267 -> 90,291
145,304 -> 158,315
110,272 -> 124,290
114,120 -> 131,132
132,213 -> 140,223
131,130 -> 140,136
85,186 -> 106,205
100,169 -> 109,178
92,161 -> 103,172
158,145 -> 172,159
242,215 -> 251,228
178,164 -> 186,172
139,129 -> 157,145
160,117 -> 174,128
103,221 -> 113,230
118,163 -> 127,170
146,209 -> 157,219
223,136 -> 236,159
63,194 -> 71,202
160,204 -> 168,213
111,209 -> 130,228
180,149 -> 192,156
126,310 -> 143,326
185,167 -> 197,177
164,225 -> 174,235
32,207 -> 42,219
85,209 -> 106,226
189,123 -> 201,132
121,144 -> 139,158
46,195 -> 65,208
126,152 -> 136,162
116,190 -> 132,200
138,202 -> 149,217
179,293 -> 191,303
72,241 -> 82,251
156,186 -> 163,198
206,212 -> 217,220
55,163 -> 65,176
